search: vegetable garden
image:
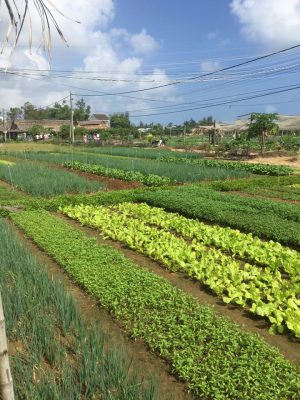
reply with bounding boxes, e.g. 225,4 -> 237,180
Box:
0,143 -> 299,399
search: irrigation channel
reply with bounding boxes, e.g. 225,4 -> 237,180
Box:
7,219 -> 191,400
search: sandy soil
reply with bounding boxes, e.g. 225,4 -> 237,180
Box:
245,154 -> 300,168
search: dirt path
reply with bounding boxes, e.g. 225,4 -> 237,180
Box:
59,214 -> 300,367
8,219 -> 191,400
63,167 -> 144,190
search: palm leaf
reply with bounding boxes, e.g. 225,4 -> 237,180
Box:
1,0 -> 80,59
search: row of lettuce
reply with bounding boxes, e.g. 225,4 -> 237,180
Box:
10,210 -> 300,400
136,185 -> 300,248
61,203 -> 300,338
0,219 -> 157,399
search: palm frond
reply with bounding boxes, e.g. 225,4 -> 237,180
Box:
1,0 -> 80,59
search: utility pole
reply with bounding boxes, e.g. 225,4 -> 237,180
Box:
0,292 -> 15,400
212,119 -> 216,146
69,91 -> 74,145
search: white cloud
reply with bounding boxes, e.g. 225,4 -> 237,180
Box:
230,0 -> 300,47
207,31 -> 218,40
200,60 -> 220,72
0,0 -> 174,118
130,29 -> 159,54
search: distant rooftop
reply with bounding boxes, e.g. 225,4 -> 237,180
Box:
89,113 -> 109,120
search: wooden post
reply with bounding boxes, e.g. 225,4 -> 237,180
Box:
261,130 -> 266,155
69,91 -> 74,145
0,292 -> 14,400
210,120 -> 216,146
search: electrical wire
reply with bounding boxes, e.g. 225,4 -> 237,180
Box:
129,84 -> 300,118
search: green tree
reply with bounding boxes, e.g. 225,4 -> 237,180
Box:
110,112 -> 131,129
22,102 -> 49,120
7,107 -> 23,120
247,112 -> 279,154
27,124 -> 46,136
199,116 -> 213,126
59,124 -> 71,139
73,98 -> 91,121
48,101 -> 71,120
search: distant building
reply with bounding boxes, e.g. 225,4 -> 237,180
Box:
7,119 -> 69,133
137,127 -> 151,133
80,113 -> 110,130
0,113 -> 111,140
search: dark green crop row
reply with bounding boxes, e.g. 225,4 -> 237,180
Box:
2,172 -> 300,248
159,156 -> 293,176
140,185 -> 300,223
209,175 -> 300,201
209,175 -> 300,192
11,210 -> 300,400
64,161 -> 172,186
0,219 -> 157,400
136,186 -> 300,247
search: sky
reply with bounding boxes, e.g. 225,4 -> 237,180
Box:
0,0 -> 300,125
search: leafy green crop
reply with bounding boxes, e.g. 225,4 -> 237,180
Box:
11,210 -> 300,400
61,204 -> 300,338
64,161 -> 172,186
116,202 -> 300,277
135,185 -> 300,247
159,156 -> 293,176
0,218 -> 158,399
209,175 -> 300,201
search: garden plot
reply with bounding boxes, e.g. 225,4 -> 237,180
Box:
10,210 -> 300,400
61,202 -> 300,338
0,219 -> 158,399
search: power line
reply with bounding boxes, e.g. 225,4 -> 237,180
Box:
70,43 -> 300,96
118,83 -> 300,114
129,84 -> 300,118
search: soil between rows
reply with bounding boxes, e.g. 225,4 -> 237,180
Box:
70,169 -> 144,190
52,163 -> 145,190
57,214 -> 300,367
7,219 -> 191,400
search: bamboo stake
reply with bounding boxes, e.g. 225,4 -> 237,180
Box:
0,292 -> 14,400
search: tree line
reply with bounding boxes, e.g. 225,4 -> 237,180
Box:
7,99 -> 91,121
